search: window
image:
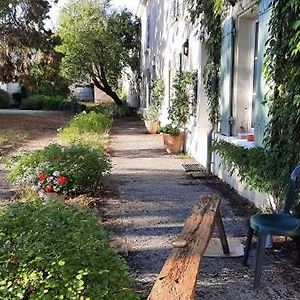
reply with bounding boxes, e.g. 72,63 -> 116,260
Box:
231,6 -> 259,136
146,15 -> 150,49
171,0 -> 181,20
168,62 -> 171,106
251,20 -> 259,128
179,53 -> 182,74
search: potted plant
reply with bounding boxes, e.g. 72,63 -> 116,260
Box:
160,125 -> 185,154
144,79 -> 164,134
161,71 -> 196,154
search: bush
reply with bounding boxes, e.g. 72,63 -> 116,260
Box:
12,86 -> 28,106
36,79 -> 70,97
42,95 -> 65,110
87,102 -> 132,118
19,95 -> 43,110
0,200 -> 138,299
159,125 -> 181,136
60,100 -> 86,113
59,112 -> 112,150
7,143 -> 111,194
144,79 -> 164,122
0,88 -> 11,108
20,95 -> 65,110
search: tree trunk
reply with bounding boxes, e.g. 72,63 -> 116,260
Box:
106,88 -> 123,107
92,77 -> 123,107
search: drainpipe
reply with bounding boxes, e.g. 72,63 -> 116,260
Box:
206,75 -> 218,175
229,19 -> 236,136
206,126 -> 214,174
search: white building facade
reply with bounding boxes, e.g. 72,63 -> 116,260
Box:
137,0 -> 273,208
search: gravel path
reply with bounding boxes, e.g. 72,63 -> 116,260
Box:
107,117 -> 300,300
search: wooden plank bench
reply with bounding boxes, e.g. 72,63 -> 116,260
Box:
148,195 -> 229,300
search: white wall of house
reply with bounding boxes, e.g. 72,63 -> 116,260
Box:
213,0 -> 272,207
138,0 -> 211,167
0,82 -> 21,94
138,0 -> 272,208
121,68 -> 140,108
0,83 -> 6,91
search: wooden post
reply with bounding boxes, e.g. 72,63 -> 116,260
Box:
215,210 -> 230,254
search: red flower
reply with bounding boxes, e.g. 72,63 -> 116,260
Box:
57,176 -> 68,184
44,185 -> 54,193
38,172 -> 47,181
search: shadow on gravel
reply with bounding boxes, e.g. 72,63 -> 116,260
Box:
109,117 -> 300,300
112,149 -> 164,158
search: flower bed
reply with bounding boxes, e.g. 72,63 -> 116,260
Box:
7,143 -> 111,195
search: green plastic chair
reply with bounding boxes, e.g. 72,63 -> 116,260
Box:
243,164 -> 300,288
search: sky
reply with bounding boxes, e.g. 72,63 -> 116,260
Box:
48,0 -> 140,30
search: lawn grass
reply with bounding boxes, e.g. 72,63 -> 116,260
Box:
0,129 -> 28,156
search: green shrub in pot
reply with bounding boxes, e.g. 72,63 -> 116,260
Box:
145,79 -> 164,121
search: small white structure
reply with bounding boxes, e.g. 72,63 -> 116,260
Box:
73,84 -> 94,102
122,68 -> 139,108
0,82 -> 21,94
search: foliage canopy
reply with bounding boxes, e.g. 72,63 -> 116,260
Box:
58,0 -> 140,106
0,0 -> 59,89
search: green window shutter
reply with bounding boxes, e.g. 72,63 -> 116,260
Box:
220,17 -> 234,136
254,0 -> 273,145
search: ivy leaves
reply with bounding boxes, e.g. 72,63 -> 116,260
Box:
168,71 -> 196,128
187,0 -> 238,125
263,0 -> 300,202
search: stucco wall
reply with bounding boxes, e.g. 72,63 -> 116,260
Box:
138,0 -> 270,208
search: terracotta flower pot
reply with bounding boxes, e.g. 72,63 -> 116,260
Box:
144,120 -> 159,134
163,132 -> 185,154
246,134 -> 255,142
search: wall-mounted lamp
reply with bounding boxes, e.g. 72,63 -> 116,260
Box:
183,39 -> 189,56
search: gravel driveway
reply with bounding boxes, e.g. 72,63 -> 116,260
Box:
107,117 -> 300,300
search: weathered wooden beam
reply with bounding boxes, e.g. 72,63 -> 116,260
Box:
148,195 -> 221,300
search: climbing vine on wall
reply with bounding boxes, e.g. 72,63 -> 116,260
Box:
168,71 -> 197,128
262,0 -> 300,200
187,0 -> 238,126
188,0 -> 300,208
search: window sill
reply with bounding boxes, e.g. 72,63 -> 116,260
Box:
215,133 -> 256,149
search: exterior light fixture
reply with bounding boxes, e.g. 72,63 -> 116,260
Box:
183,39 -> 189,56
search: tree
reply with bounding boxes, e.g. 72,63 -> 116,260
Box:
57,0 -> 140,106
0,0 -> 58,87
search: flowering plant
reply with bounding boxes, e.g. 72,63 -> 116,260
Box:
8,144 -> 111,195
35,171 -> 69,198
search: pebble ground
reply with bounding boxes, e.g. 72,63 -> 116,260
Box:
107,117 -> 300,300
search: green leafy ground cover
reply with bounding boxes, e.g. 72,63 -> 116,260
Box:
86,102 -> 132,119
59,111 -> 112,151
0,200 -> 138,299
